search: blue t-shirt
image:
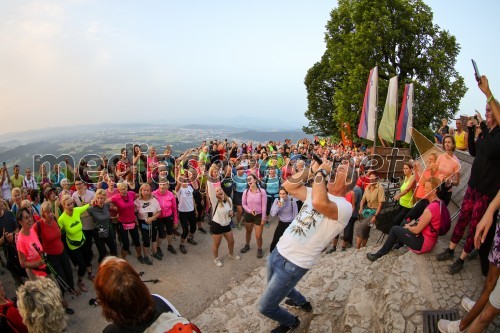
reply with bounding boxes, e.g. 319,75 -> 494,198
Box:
233,173 -> 247,193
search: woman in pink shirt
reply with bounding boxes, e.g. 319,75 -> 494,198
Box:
153,178 -> 178,256
240,173 -> 267,258
16,207 -> 47,279
109,182 -> 140,261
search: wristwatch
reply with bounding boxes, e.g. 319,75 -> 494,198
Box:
314,169 -> 328,177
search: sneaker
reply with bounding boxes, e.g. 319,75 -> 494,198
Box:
152,252 -> 162,260
144,256 -> 153,265
265,221 -> 270,228
366,253 -> 381,262
436,249 -> 454,261
138,256 -> 146,264
214,258 -> 223,267
257,248 -> 263,258
180,244 -> 187,254
240,244 -> 250,253
448,259 -> 464,274
461,296 -> 475,312
270,316 -> 300,333
284,299 -> 313,312
168,245 -> 177,254
228,253 -> 241,260
437,319 -> 464,333
230,221 -> 236,228
157,247 -> 164,257
326,246 -> 337,254
187,238 -> 198,245
237,222 -> 242,230
78,280 -> 88,293
198,227 -> 207,234
65,307 -> 75,315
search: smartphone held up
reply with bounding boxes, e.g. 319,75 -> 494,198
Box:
471,59 -> 481,82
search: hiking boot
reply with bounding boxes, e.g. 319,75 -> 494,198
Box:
284,299 -> 313,312
187,238 -> 197,245
198,227 -> 207,234
157,247 -> 164,257
270,316 -> 300,333
461,296 -> 475,312
366,253 -> 381,262
138,256 -> 145,264
448,259 -> 464,275
257,248 -> 263,258
152,252 -> 163,260
214,258 -> 223,267
326,246 -> 336,254
144,256 -> 153,265
168,245 -> 177,254
240,244 -> 250,253
436,248 -> 454,261
437,319 -> 464,333
180,244 -> 187,254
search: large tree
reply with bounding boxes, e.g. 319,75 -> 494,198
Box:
304,0 -> 466,141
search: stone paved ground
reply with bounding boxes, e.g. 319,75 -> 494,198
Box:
193,228 -> 500,332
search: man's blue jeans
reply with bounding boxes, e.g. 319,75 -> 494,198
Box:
258,249 -> 309,326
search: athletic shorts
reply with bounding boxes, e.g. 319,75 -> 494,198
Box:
244,212 -> 263,226
210,221 -> 232,235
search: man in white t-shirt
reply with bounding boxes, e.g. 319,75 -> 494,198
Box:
258,160 -> 356,332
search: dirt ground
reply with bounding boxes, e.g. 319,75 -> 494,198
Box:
1,218 -> 276,333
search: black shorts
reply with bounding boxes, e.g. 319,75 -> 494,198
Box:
233,191 -> 243,206
244,212 -> 263,225
210,221 -> 232,235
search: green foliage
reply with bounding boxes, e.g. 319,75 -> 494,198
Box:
304,0 -> 467,138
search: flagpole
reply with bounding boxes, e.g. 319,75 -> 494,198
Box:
392,77 -> 400,148
372,66 -> 379,156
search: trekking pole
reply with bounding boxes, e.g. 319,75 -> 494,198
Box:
142,278 -> 160,284
32,243 -> 78,296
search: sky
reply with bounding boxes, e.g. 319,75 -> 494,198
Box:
0,0 -> 498,135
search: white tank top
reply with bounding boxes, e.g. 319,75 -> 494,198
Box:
177,186 -> 195,212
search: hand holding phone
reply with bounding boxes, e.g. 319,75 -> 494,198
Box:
472,59 -> 481,82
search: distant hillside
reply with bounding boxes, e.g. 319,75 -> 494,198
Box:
0,141 -> 63,169
229,130 -> 312,142
182,124 -> 243,131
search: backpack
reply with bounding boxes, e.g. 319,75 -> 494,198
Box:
0,303 -> 22,333
429,200 -> 451,236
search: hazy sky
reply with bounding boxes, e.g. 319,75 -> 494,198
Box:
0,0 -> 498,135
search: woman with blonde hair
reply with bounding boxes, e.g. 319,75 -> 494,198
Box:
57,194 -> 89,292
10,187 -> 22,215
87,189 -> 118,263
135,183 -> 161,265
17,277 -> 67,333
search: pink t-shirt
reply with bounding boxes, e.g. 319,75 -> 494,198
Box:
410,200 -> 440,254
436,153 -> 460,183
110,191 -> 136,223
242,188 -> 267,220
16,231 -> 47,277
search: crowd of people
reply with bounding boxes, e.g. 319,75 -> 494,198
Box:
0,76 -> 498,332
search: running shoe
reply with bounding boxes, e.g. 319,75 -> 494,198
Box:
461,296 -> 475,312
214,258 -> 223,267
227,254 -> 241,260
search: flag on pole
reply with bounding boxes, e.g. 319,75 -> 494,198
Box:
357,66 -> 378,141
396,83 -> 413,143
378,76 -> 398,144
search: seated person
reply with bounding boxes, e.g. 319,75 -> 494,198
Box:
367,178 -> 445,261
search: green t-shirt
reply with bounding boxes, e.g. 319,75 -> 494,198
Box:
10,175 -> 24,188
57,204 -> 89,250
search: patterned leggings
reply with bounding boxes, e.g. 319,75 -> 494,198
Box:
451,186 -> 491,254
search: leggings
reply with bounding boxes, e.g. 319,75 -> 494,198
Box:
92,228 -> 117,262
81,229 -> 94,269
193,190 -> 204,221
67,247 -> 86,278
343,216 -> 357,245
392,205 -> 411,227
157,216 -> 174,237
376,225 -> 424,257
118,223 -> 141,251
270,221 -> 290,253
46,250 -> 74,294
139,220 -> 159,247
179,210 -> 197,239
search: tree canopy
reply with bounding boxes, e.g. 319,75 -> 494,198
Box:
303,0 -> 467,141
